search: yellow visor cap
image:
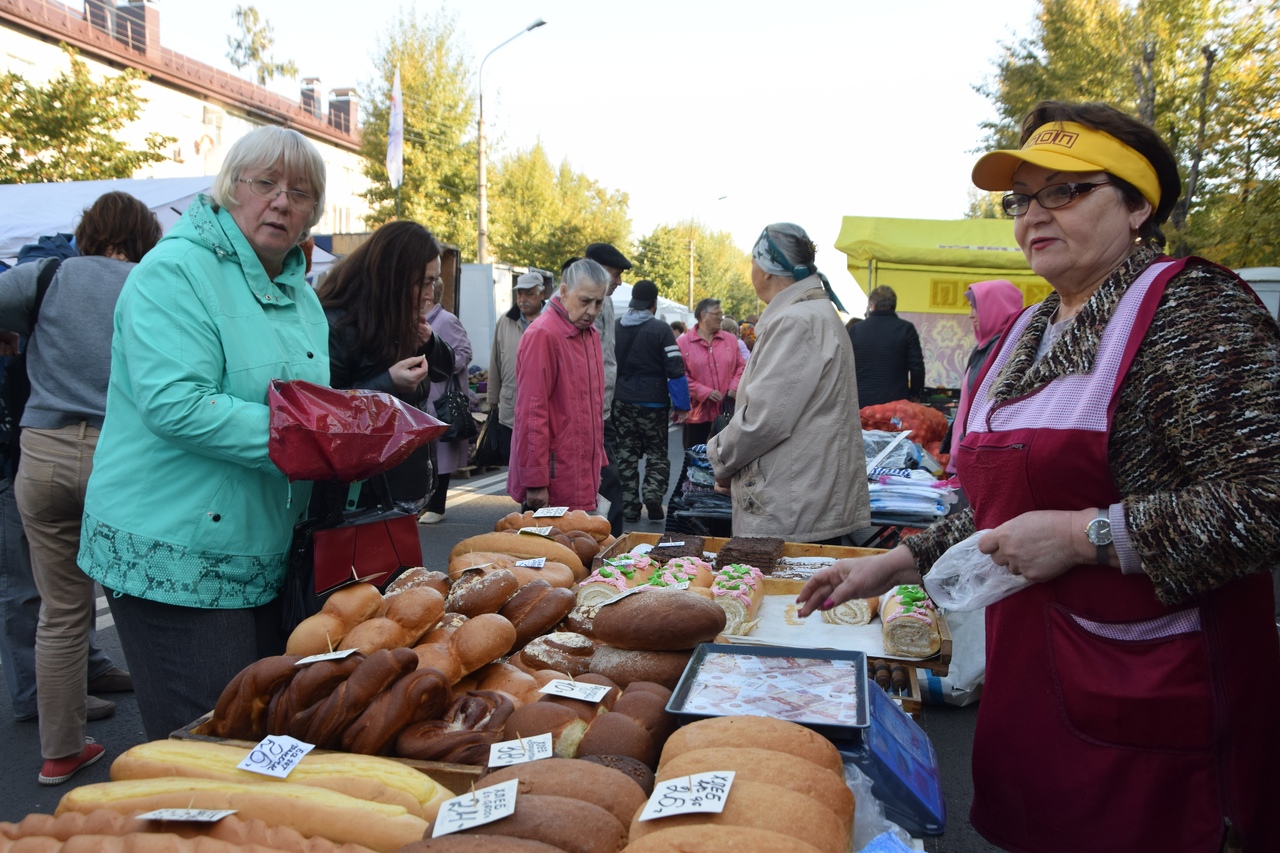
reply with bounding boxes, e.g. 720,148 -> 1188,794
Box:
972,121 -> 1161,209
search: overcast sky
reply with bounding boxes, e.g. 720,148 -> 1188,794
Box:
155,0 -> 1039,311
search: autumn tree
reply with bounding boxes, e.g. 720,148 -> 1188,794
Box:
360,9 -> 478,255
487,142 -> 632,271
633,221 -> 756,318
976,0 -> 1280,265
0,44 -> 173,183
226,5 -> 298,86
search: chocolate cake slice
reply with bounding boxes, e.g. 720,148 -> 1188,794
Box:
648,534 -> 706,563
712,536 -> 785,574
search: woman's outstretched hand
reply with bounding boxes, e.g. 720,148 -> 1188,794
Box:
795,545 -> 921,617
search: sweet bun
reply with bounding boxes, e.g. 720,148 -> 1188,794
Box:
446,569 -> 520,617
622,825 -> 824,853
589,646 -> 692,690
448,533 -> 584,580
285,612 -> 349,657
465,662 -> 542,706
479,758 -> 646,829
450,612 -> 517,675
322,583 -> 384,625
658,715 -> 844,777
500,580 -> 576,649
455,793 -> 625,853
591,589 -> 725,651
518,631 -> 597,677
576,709 -> 658,768
627,779 -> 847,853
386,568 -> 451,597
382,585 -> 445,644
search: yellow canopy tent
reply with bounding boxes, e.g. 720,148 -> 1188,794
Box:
835,216 -> 1048,388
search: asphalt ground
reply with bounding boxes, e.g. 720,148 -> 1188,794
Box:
0,426 -> 997,851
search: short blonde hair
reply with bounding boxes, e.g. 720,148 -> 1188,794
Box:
210,126 -> 327,229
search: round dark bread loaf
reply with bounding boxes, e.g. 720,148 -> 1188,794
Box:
589,646 -> 692,690
576,709 -> 658,768
581,753 -> 655,795
457,793 -> 625,853
591,589 -> 725,651
479,757 -> 647,828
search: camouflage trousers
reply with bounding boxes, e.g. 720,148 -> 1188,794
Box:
612,401 -> 671,519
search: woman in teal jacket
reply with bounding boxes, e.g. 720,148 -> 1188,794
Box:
78,126 -> 330,745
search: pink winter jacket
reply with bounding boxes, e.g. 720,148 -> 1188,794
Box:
677,329 -> 746,424
507,297 -> 606,510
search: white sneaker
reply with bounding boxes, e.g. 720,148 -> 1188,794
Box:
419,511 -> 446,524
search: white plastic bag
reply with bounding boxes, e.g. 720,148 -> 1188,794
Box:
923,529 -> 1029,611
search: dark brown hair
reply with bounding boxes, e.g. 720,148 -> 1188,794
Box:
316,220 -> 440,365
75,191 -> 161,262
1019,101 -> 1181,246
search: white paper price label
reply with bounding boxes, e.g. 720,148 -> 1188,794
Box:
638,771 -> 736,821
600,585 -> 649,606
488,733 -> 554,768
138,809 -> 237,823
655,541 -> 686,548
630,543 -> 654,555
236,735 -> 314,778
531,506 -> 569,518
668,581 -> 691,590
514,557 -> 546,569
432,779 -> 519,837
538,679 -> 612,703
518,526 -> 554,537
295,648 -> 359,666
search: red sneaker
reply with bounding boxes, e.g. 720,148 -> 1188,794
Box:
38,738 -> 105,785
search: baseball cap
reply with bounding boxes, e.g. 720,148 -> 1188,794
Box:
629,279 -> 659,309
515,272 -> 543,290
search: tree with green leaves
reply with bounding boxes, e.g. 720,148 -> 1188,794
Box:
360,9 -> 478,254
226,5 -> 298,86
633,221 -> 757,318
487,143 -> 632,271
976,0 -> 1280,265
0,44 -> 173,183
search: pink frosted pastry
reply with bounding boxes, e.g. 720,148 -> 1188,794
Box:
710,563 -> 765,635
879,584 -> 940,657
648,556 -> 714,589
574,556 -> 656,607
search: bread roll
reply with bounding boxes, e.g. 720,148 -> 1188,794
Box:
623,825 -> 824,853
500,580 -> 576,649
446,569 -> 520,617
591,589 -> 725,651
610,690 -> 675,743
658,715 -> 845,777
342,666 -> 452,755
589,646 -> 692,690
478,758 -> 646,829
627,779 -> 846,853
267,652 -> 364,735
285,612 -> 350,657
386,567 -> 451,597
657,746 -> 855,834
208,655 -> 304,741
338,617 -> 411,656
302,647 -> 418,749
465,662 -> 542,706
450,612 -> 517,675
495,509 -> 611,543
576,709 -> 658,767
324,583 -> 385,626
383,585 -> 446,644
455,793 -> 624,853
399,838 -> 562,852
500,702 -> 588,757
517,631 -> 597,676
448,534 -> 584,580
622,681 -> 673,703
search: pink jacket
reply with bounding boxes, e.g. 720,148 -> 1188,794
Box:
677,329 -> 746,424
507,297 -> 606,510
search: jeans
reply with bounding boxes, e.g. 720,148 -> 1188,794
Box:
0,472 -> 114,724
105,590 -> 283,740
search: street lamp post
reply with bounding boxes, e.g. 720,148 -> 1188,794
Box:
477,18 -> 546,264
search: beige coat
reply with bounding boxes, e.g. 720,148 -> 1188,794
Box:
707,276 -> 869,542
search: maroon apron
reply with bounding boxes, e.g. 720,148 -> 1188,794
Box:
956,259 -> 1280,852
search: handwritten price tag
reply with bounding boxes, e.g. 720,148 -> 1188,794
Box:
599,586 -> 648,606
488,733 -> 554,768
295,648 -> 359,666
236,735 -> 314,779
656,541 -> 686,548
138,809 -> 237,823
532,506 -> 569,518
538,679 -> 612,703
638,771 -> 736,821
432,779 -> 519,837
518,526 -> 554,537
514,557 -> 546,569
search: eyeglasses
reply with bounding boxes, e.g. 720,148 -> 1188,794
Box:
1001,181 -> 1113,217
238,178 -> 316,211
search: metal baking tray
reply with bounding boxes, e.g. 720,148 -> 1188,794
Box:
666,643 -> 869,742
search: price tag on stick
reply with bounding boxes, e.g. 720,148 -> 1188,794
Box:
488,733 -> 554,768
432,779 -> 519,837
138,809 -> 237,823
295,648 -> 359,666
514,557 -> 546,569
538,679 -> 612,703
518,526 -> 555,537
532,506 -> 569,518
638,771 -> 736,821
237,735 -> 314,779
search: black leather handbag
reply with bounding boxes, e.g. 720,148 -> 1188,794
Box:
433,374 -> 479,442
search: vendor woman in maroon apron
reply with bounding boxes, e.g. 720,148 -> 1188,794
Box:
798,101 -> 1280,853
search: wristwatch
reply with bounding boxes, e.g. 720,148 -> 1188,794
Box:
1085,509 -> 1112,566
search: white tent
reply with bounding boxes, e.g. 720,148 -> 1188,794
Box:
611,283 -> 695,328
0,176 -> 212,260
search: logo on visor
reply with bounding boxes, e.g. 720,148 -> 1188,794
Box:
1030,129 -> 1079,149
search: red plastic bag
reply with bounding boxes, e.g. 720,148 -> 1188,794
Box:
268,379 -> 449,482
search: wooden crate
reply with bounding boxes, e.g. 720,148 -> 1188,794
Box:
594,532 -> 952,677
173,712 -> 484,793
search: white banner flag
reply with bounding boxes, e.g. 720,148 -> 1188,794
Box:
385,67 -> 403,190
